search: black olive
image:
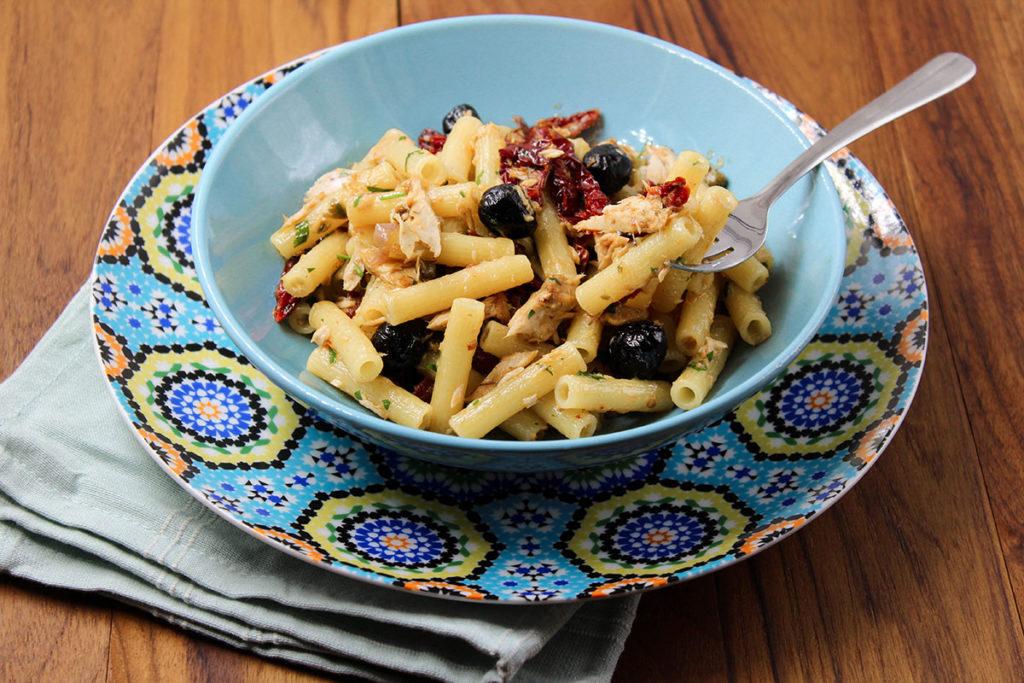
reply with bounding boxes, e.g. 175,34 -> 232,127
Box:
442,104 -> 479,134
478,183 -> 537,239
605,321 -> 667,379
371,320 -> 429,378
583,143 -> 632,195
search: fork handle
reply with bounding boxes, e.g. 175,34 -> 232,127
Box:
757,52 -> 976,205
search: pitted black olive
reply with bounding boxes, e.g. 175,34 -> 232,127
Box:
442,104 -> 479,133
604,321 -> 667,379
371,320 -> 429,378
478,183 -> 537,239
583,143 -> 632,195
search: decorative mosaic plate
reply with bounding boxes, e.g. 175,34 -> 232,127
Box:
90,54 -> 926,603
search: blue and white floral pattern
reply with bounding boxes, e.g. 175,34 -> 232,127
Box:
163,375 -> 255,442
90,55 -> 927,602
347,514 -> 449,567
773,363 -> 870,435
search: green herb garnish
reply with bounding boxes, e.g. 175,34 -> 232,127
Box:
428,362 -> 437,372
306,267 -> 315,273
292,220 -> 310,247
353,263 -> 364,278
547,277 -> 561,284
367,185 -> 390,193
398,135 -> 407,141
379,191 -> 407,201
354,390 -> 363,401
382,399 -> 391,410
336,254 -> 350,262
459,190 -> 466,198
328,201 -> 345,218
328,348 -> 337,364
472,399 -> 480,407
527,310 -> 535,318
577,371 -> 605,380
542,365 -> 553,375
475,170 -> 484,184
352,194 -> 363,207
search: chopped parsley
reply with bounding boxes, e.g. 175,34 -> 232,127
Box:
687,361 -> 707,372
353,263 -> 364,278
379,191 -> 407,201
428,362 -> 437,372
398,135 -> 407,141
404,149 -> 424,170
542,365 -> 553,375
328,201 -> 345,218
352,194 -> 363,207
459,190 -> 466,198
577,371 -> 605,380
547,277 -> 561,284
475,169 -> 484,184
306,267 -> 315,273
527,309 -> 535,318
336,254 -> 350,262
292,220 -> 310,246
707,351 -> 715,362
328,348 -> 337,364
354,389 -> 363,401
650,267 -> 659,274
381,399 -> 391,411
366,185 -> 390,192
472,399 -> 480,407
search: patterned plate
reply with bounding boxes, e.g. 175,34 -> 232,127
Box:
90,53 -> 926,603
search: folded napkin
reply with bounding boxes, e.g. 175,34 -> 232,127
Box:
0,286 -> 638,682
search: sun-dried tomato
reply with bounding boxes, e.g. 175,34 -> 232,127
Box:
273,257 -> 300,323
412,375 -> 435,402
545,153 -> 607,223
471,348 -> 500,377
532,109 -> 601,138
646,177 -> 690,209
498,117 -> 608,224
417,128 -> 447,154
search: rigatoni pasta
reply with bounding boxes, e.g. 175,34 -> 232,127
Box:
555,374 -> 672,413
671,316 -> 737,410
532,393 -> 598,439
269,105 -> 774,438
724,283 -> 772,345
307,346 -> 431,429
449,344 -> 586,438
309,301 -> 383,382
429,298 -> 485,433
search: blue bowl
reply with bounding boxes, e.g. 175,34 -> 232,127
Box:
192,15 -> 846,471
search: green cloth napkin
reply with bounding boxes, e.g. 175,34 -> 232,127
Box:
0,286 -> 638,682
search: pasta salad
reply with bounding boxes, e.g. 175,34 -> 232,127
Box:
270,105 -> 773,440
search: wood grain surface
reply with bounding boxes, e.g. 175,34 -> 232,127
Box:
1,0 -> 1022,680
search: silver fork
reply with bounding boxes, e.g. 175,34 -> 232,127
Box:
672,52 -> 976,273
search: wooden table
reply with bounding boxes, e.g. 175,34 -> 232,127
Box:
2,1 -> 1022,680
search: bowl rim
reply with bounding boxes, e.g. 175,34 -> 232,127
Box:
192,14 -> 847,456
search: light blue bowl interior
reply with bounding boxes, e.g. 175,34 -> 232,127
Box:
193,16 -> 845,461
